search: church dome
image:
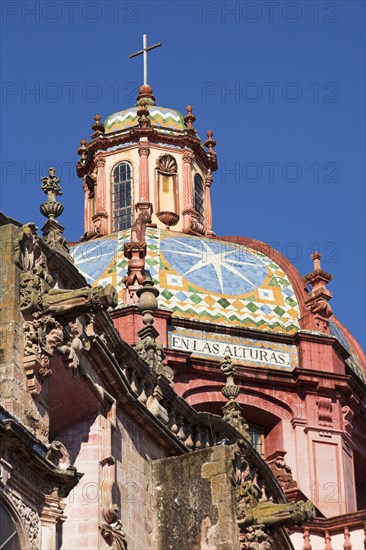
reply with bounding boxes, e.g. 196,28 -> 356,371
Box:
104,104 -> 186,134
103,84 -> 196,136
70,228 -> 301,336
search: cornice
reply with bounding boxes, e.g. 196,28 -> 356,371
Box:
0,408 -> 82,496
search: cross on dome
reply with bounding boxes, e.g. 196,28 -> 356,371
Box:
129,34 -> 162,86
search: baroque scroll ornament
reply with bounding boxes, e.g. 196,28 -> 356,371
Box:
99,504 -> 128,550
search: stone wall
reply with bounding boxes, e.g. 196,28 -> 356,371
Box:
117,413 -> 169,549
152,445 -> 240,550
0,223 -> 49,441
58,408 -> 170,549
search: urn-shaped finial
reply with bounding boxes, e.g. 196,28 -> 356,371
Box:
39,167 -> 70,256
136,275 -> 159,326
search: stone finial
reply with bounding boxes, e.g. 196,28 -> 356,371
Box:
40,168 -> 70,256
135,275 -> 173,384
205,130 -> 217,155
184,105 -> 196,133
304,251 -> 333,333
221,354 -> 239,400
40,167 -> 63,219
220,355 -> 249,439
136,84 -> 156,104
137,99 -> 151,128
305,251 -> 333,289
136,275 -> 159,330
91,113 -> 105,138
311,251 -> 321,270
77,139 -> 88,164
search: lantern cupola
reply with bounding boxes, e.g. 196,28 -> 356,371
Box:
76,37 -> 217,241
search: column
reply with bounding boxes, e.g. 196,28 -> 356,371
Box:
39,494 -> 65,550
136,139 -> 152,217
205,169 -> 215,237
93,155 -> 108,236
82,178 -> 91,234
182,150 -> 195,232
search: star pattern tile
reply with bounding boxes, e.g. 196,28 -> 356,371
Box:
71,227 -> 302,334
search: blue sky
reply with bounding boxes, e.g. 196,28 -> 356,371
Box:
1,1 -> 365,350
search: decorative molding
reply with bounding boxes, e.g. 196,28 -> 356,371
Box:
46,441 -> 71,470
266,451 -> 298,493
98,391 -> 128,550
16,223 -> 117,395
182,150 -> 194,164
317,397 -> 333,427
232,442 -> 315,548
138,142 -> 150,156
99,508 -> 128,550
342,405 -> 354,434
156,154 -> 177,174
303,252 -> 333,334
5,489 -> 40,550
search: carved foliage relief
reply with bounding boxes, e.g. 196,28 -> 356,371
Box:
16,223 -> 117,395
232,442 -> 315,550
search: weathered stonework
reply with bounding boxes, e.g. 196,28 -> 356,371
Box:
152,442 -> 314,550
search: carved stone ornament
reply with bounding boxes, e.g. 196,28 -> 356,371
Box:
122,211 -> 152,299
40,167 -> 70,256
190,217 -> 205,235
304,252 -> 333,333
15,224 -> 53,313
130,210 -> 151,245
4,489 -> 40,550
232,443 -> 315,549
266,452 -> 297,492
156,211 -> 180,229
46,441 -> 71,470
317,397 -> 333,427
223,401 -> 249,439
81,218 -> 100,241
91,113 -> 105,137
98,402 -> 128,550
221,356 -> 249,439
99,504 -> 128,550
17,222 -> 118,395
342,405 -> 354,434
134,277 -> 174,393
156,154 -> 177,174
240,524 -> 272,550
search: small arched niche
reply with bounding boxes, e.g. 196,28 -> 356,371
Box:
156,154 -> 179,228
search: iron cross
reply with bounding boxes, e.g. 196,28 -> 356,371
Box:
129,34 -> 162,86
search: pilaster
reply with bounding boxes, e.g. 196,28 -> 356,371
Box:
94,155 -> 108,236
137,139 -> 151,206
205,169 -> 215,237
182,150 -> 195,232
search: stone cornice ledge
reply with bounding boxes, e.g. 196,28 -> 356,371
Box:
0,407 -> 82,496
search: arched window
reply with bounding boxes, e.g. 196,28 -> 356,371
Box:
194,174 -> 205,224
248,425 -> 265,456
112,162 -> 132,231
0,501 -> 21,550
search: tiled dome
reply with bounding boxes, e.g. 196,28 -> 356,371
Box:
104,105 -> 186,134
70,228 -> 301,335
